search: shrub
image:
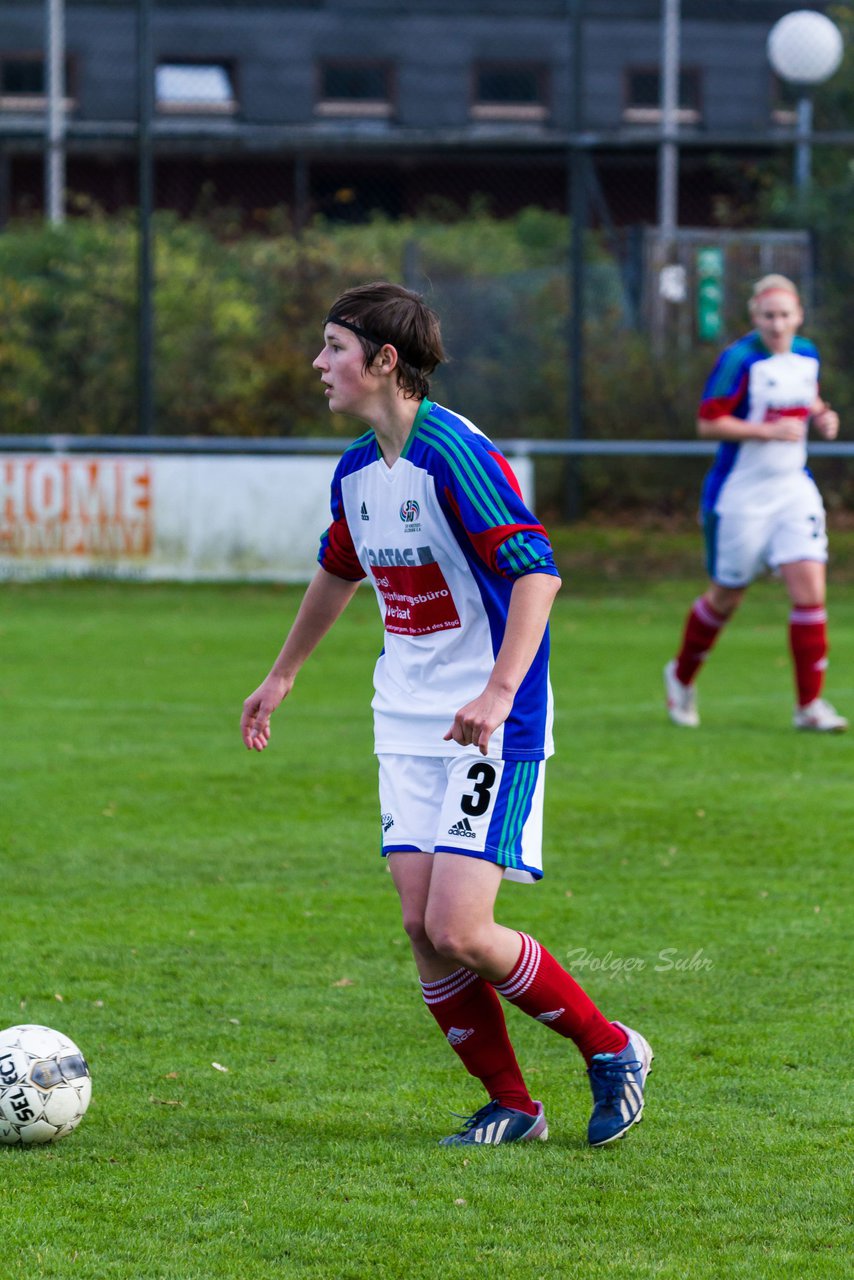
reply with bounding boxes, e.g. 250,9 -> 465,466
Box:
2,207 -> 850,514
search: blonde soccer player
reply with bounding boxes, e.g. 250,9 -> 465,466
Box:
665,274 -> 846,733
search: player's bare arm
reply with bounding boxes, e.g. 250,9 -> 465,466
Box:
697,414 -> 805,443
241,567 -> 361,751
444,570 -> 562,755
810,399 -> 839,440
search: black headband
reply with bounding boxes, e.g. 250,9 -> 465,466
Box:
324,313 -> 415,366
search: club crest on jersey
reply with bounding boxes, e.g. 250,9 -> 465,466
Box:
400,500 -> 420,524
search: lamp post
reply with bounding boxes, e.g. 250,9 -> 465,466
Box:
767,9 -> 844,199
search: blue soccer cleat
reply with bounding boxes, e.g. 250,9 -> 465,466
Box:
587,1021 -> 653,1147
440,1099 -> 548,1146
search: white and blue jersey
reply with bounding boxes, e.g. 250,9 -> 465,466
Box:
318,399 -> 558,760
699,332 -> 821,518
697,332 -> 828,586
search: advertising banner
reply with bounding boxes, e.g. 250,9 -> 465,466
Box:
0,453 -> 534,583
0,454 -> 336,582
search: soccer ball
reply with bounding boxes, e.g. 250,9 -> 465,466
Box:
0,1024 -> 92,1145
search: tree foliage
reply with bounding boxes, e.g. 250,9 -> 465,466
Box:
2,191 -> 852,512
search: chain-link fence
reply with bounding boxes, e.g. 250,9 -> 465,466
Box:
1,0 -> 853,516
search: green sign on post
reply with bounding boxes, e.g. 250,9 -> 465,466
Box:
696,247 -> 724,342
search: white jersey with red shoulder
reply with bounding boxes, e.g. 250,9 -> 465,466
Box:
318,399 -> 558,760
699,332 -> 820,515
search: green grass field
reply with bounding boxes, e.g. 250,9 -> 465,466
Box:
1,559 -> 852,1278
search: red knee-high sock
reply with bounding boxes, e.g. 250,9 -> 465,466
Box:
493,933 -> 627,1066
789,604 -> 828,706
675,596 -> 729,685
421,967 -> 537,1115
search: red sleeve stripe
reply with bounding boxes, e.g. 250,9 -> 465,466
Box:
318,516 -> 366,581
699,394 -> 742,420
488,450 -> 524,499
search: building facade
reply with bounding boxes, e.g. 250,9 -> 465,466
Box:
0,0 -> 834,226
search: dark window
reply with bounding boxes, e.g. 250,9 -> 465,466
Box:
477,67 -> 540,105
1,59 -> 44,95
0,54 -> 75,109
624,67 -> 702,122
316,62 -> 393,118
322,64 -> 388,101
472,64 -> 549,121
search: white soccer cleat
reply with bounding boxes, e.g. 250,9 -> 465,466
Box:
793,698 -> 848,733
664,660 -> 700,727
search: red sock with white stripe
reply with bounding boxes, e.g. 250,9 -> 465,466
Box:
420,967 -> 537,1115
789,603 -> 828,706
675,596 -> 729,685
493,933 -> 628,1065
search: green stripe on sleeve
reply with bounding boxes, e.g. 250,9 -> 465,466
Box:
418,417 -> 512,527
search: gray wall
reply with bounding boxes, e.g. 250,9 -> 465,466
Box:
0,0 -> 827,135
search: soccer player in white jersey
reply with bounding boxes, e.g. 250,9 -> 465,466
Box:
665,274 -> 847,733
241,281 -> 652,1147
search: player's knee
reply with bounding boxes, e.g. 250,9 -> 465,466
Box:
426,921 -> 487,969
706,584 -> 744,618
400,909 -> 431,952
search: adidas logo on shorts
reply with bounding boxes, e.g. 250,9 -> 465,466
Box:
447,817 -> 476,839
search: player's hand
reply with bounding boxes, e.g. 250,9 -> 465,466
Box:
760,416 -> 807,443
240,673 -> 291,751
811,406 -> 839,440
444,688 -> 514,757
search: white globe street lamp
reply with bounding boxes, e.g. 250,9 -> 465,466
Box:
767,10 -> 844,194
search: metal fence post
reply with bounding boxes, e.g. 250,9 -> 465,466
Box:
137,0 -> 155,435
565,0 -> 585,522
45,0 -> 66,225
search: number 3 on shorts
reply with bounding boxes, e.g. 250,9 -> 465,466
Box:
437,755 -> 546,882
461,762 -> 497,817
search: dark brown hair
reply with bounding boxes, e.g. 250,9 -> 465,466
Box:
325,281 -> 445,400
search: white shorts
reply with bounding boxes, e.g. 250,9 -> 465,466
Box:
377,753 -> 545,884
705,479 -> 827,588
